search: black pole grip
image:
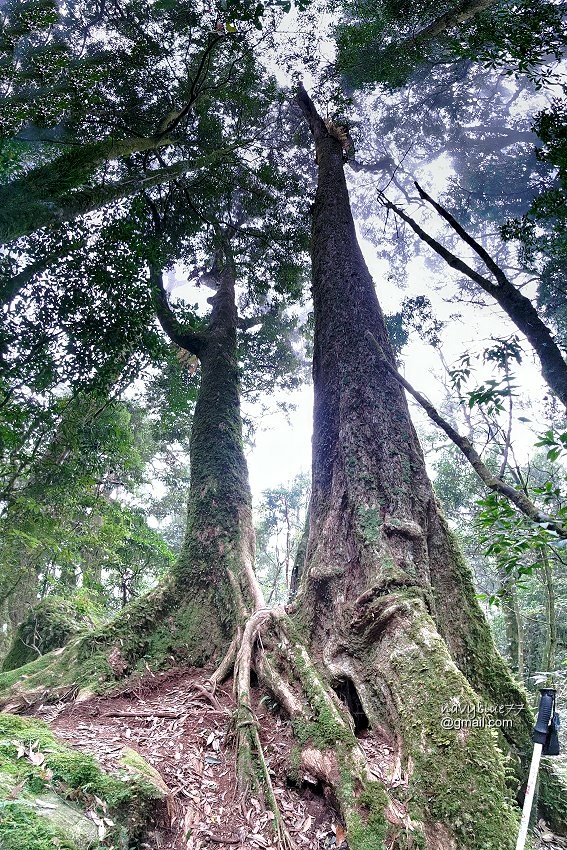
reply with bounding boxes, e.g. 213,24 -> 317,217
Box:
533,688 -> 555,744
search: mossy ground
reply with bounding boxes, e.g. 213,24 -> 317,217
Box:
0,714 -> 164,849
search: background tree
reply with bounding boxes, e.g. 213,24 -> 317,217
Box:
255,472 -> 310,604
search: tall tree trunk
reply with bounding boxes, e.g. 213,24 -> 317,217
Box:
172,264 -> 264,657
295,84 -> 534,849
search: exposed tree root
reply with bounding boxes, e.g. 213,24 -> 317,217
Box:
3,584 -> 564,848
204,606 -> 401,850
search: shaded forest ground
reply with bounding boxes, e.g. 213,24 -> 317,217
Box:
14,667 -> 567,850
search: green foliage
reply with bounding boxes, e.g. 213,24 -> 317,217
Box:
448,336 -> 521,414
476,493 -> 559,586
335,0 -> 564,90
536,429 -> 567,463
0,394 -> 178,619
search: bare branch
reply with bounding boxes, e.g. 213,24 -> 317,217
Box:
414,181 -> 509,287
377,190 -> 497,291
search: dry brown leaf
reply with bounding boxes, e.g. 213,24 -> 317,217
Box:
28,749 -> 45,766
301,816 -> 313,834
7,780 -> 25,800
185,806 -> 198,830
335,824 -> 346,845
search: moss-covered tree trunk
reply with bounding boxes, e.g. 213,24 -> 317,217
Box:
294,84 -> 534,850
0,251 -> 265,687
169,263 -> 264,660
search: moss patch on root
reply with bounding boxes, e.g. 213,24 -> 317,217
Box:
0,714 -> 164,848
289,646 -> 393,850
2,595 -> 100,673
339,770 -> 389,850
0,580 -> 231,706
0,804 -> 85,850
389,599 -> 520,850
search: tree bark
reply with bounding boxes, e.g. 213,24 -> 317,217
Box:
295,83 -> 532,849
172,263 -> 265,656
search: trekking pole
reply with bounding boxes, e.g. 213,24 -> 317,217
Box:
515,687 -> 557,850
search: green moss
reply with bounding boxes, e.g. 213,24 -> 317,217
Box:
0,803 -> 81,850
0,714 -> 163,846
343,782 -> 388,850
289,645 -> 392,849
288,745 -> 302,785
2,596 -> 98,673
119,746 -> 167,797
539,763 -> 567,835
389,599 -> 519,850
0,652 -> 58,691
290,648 -> 356,749
292,703 -> 356,749
434,519 -> 532,753
355,506 -> 382,544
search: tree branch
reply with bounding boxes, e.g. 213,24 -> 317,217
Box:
365,331 -> 567,540
294,82 -> 328,144
377,190 -> 497,291
155,34 -> 226,139
149,263 -> 205,355
395,0 -> 497,55
414,181 -> 508,287
380,189 -> 567,409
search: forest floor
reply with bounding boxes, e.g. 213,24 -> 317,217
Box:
24,666 -> 567,850
27,666 -> 340,850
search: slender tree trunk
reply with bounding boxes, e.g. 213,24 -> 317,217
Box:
499,570 -> 524,677
540,548 -> 556,674
295,85 -> 532,849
